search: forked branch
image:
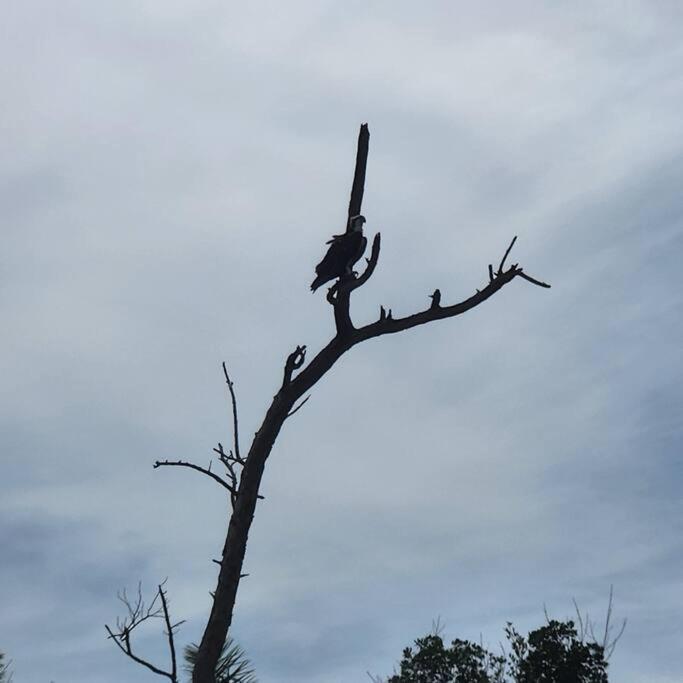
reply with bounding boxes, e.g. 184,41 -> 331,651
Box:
324,234 -> 549,344
574,585 -> 627,660
325,233 -> 382,335
282,344 -> 307,386
105,581 -> 184,682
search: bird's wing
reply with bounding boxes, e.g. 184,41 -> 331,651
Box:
315,239 -> 346,275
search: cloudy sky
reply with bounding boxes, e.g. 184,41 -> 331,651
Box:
2,2 -> 682,682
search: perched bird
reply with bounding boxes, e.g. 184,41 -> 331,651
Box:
311,215 -> 367,292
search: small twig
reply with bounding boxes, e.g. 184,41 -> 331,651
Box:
602,585 -> 627,660
221,363 -> 242,463
213,442 -> 243,468
603,585 -> 613,647
606,618 -> 627,660
105,624 -> 173,679
498,235 -> 517,274
212,443 -> 240,506
488,264 -> 494,282
429,289 -> 441,309
572,586 -> 626,660
572,597 -> 585,641
153,460 -> 236,496
517,270 -> 551,288
286,394 -> 311,418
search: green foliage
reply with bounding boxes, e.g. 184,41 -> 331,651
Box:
387,635 -> 505,683
506,621 -> 608,683
385,619 -> 609,683
183,638 -> 257,683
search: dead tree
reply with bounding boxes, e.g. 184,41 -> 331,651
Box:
109,124 -> 550,683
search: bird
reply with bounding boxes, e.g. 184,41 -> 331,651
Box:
310,215 -> 367,292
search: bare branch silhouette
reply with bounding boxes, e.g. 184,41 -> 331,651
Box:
105,581 -> 183,682
222,363 -> 243,463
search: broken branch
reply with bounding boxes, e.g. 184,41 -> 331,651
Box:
282,345 -> 307,386
348,123 -> 369,220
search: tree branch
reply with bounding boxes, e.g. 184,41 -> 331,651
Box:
153,460 -> 236,496
213,443 -> 239,506
498,235 -> 517,274
158,584 -> 179,683
286,238 -> 550,406
327,233 -> 382,335
349,241 -> 549,344
517,270 -> 551,288
106,582 -> 179,682
221,363 -> 242,463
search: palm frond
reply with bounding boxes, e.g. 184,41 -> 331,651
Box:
183,638 -> 257,683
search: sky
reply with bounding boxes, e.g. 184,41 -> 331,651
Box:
1,2 -> 682,682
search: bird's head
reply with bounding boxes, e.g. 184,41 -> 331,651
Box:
349,214 -> 366,233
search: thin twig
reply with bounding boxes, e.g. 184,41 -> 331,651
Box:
105,624 -> 174,679
212,443 -> 239,506
572,597 -> 585,641
221,363 -> 242,463
498,235 -> 517,274
158,585 -> 178,683
603,585 -> 627,659
517,270 -> 551,288
154,460 -> 236,495
287,395 -> 311,418
606,618 -> 627,660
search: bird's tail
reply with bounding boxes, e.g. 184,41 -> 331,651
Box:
310,276 -> 325,292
